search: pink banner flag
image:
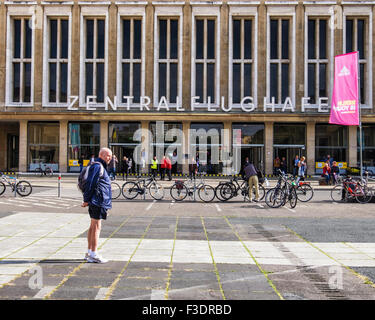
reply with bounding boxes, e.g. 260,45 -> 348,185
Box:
329,52 -> 360,126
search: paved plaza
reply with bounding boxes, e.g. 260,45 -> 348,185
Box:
0,177 -> 375,301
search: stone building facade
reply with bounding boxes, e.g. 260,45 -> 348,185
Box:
0,0 -> 374,175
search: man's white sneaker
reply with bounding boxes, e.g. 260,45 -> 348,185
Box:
84,253 -> 90,261
87,254 -> 108,264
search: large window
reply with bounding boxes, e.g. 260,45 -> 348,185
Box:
315,124 -> 348,163
194,18 -> 217,104
28,122 -> 59,171
357,125 -> 375,169
231,18 -> 254,105
8,17 -> 33,105
68,122 -> 100,172
268,18 -> 291,105
81,17 -> 106,105
306,18 -> 329,104
120,17 -> 142,104
232,123 -> 264,172
156,18 -> 179,105
45,17 -> 69,105
190,123 -> 223,174
345,17 -> 369,106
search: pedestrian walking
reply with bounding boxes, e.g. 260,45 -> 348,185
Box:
244,161 -> 260,203
81,147 -> 112,264
172,151 -> 178,175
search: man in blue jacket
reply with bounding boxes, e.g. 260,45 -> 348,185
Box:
82,147 -> 112,263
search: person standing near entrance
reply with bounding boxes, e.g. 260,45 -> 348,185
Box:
296,156 -> 306,184
280,157 -> 287,174
151,156 -> 158,178
244,161 -> 259,203
81,147 -> 112,264
293,155 -> 300,177
166,155 -> 172,181
160,156 -> 167,180
273,157 -> 280,175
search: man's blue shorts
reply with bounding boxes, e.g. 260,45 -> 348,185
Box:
89,205 -> 107,220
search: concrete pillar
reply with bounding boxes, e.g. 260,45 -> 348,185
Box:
100,120 -> 109,149
223,121 -> 231,175
59,120 -> 68,173
19,120 -> 28,172
348,125 -> 357,167
264,122 -> 273,175
306,122 -> 315,175
182,121 -> 190,174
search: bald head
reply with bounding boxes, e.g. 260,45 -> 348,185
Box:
99,147 -> 113,164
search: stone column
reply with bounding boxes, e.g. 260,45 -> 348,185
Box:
348,125 -> 357,167
100,120 -> 109,149
264,122 -> 273,175
59,120 -> 68,173
182,121 -> 191,175
306,122 -> 315,175
19,120 -> 28,172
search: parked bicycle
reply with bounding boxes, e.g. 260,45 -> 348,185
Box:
122,175 -> 164,200
287,175 -> 314,202
0,173 -> 32,197
34,162 -> 54,177
215,176 -> 266,202
170,175 -> 215,203
265,170 -> 297,209
331,175 -> 372,204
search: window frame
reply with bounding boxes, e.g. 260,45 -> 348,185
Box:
228,5 -> 258,109
79,6 -> 109,108
266,6 -> 296,108
304,6 -> 334,109
191,4 -> 221,109
153,4 -> 183,109
43,6 -> 72,108
6,6 -> 35,107
343,6 -> 373,109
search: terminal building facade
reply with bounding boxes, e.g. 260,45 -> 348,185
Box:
0,0 -> 374,175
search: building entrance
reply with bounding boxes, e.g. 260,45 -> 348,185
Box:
274,146 -> 305,174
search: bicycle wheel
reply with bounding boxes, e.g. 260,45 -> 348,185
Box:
45,167 -> 53,177
170,183 -> 188,201
149,182 -> 164,200
296,184 -> 314,202
122,181 -> 139,200
218,183 -> 235,201
0,181 -> 5,196
355,185 -> 373,204
16,181 -> 32,197
265,188 -> 285,208
111,182 -> 121,199
198,185 -> 215,203
331,185 -> 345,203
288,187 -> 298,209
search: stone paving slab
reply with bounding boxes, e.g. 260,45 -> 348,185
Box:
0,212 -> 375,300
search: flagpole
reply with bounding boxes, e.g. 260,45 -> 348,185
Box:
357,52 -> 363,181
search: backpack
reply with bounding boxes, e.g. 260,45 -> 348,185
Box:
77,161 -> 104,193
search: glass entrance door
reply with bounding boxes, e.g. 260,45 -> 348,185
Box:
274,146 -> 305,174
241,146 -> 264,173
7,134 -> 19,171
110,145 -> 137,175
